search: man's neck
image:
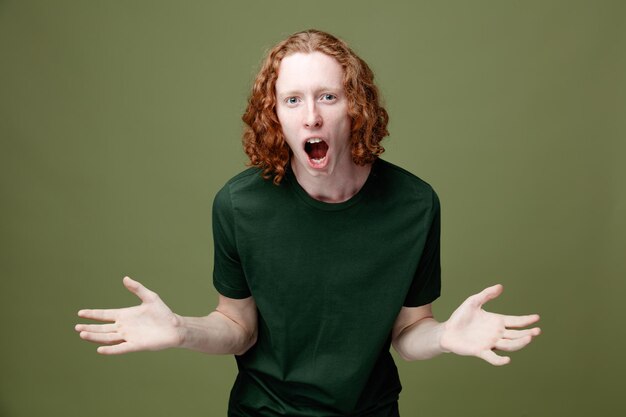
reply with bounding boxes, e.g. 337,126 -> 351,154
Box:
291,161 -> 372,203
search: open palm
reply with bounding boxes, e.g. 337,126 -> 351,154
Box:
75,277 -> 182,355
440,284 -> 540,366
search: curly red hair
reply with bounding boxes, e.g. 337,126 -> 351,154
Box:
242,29 -> 389,184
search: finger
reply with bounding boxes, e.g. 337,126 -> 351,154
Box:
79,331 -> 125,345
97,342 -> 134,355
494,336 -> 532,352
77,309 -> 117,322
470,284 -> 503,307
75,323 -> 117,333
503,327 -> 541,339
123,276 -> 156,303
479,349 -> 511,366
503,314 -> 540,328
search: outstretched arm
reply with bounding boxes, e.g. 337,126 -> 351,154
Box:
75,276 -> 257,355
392,284 -> 540,366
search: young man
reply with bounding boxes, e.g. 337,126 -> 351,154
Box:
76,30 -> 540,416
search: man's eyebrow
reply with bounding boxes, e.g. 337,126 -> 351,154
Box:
276,86 -> 343,97
276,90 -> 299,98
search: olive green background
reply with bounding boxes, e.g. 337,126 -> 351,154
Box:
1,0 -> 624,416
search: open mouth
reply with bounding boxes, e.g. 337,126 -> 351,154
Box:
304,138 -> 329,164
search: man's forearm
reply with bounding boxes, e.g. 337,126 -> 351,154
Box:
392,317 -> 449,361
175,311 -> 257,355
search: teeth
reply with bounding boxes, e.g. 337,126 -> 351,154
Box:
307,138 -> 322,144
311,156 -> 326,164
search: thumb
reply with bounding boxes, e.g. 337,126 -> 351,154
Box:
473,284 -> 503,307
123,276 -> 157,303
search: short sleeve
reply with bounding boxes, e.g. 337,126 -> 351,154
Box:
212,185 -> 252,299
403,189 -> 441,307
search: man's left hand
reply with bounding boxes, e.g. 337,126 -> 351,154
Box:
440,284 -> 541,366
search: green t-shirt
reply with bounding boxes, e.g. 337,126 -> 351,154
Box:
213,159 -> 441,416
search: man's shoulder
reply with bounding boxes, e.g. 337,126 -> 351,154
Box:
219,167 -> 278,193
374,159 -> 436,196
222,166 -> 263,186
214,167 -> 281,207
372,159 -> 440,219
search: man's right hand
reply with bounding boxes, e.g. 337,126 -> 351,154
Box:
75,276 -> 183,355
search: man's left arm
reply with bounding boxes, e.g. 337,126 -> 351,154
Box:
392,284 -> 541,366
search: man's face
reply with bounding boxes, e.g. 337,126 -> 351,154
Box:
275,52 -> 352,180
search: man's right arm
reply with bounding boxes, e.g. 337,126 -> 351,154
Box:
177,294 -> 257,355
76,276 -> 258,356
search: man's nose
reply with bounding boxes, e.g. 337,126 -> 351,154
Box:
304,103 -> 322,128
